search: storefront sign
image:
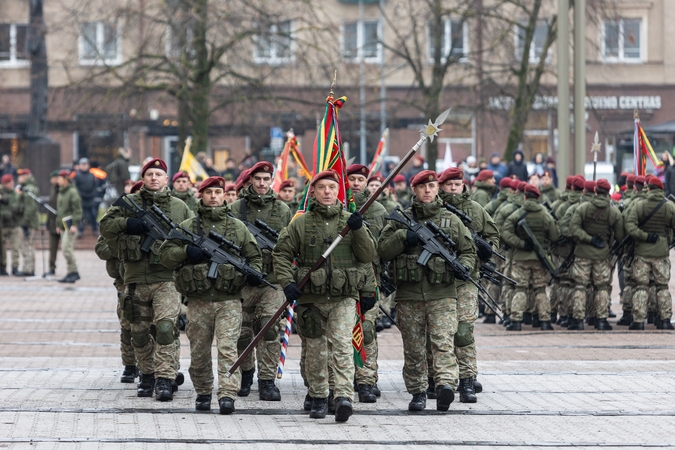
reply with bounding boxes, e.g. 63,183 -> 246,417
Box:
488,95 -> 662,111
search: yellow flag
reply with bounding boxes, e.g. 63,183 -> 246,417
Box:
178,137 -> 209,183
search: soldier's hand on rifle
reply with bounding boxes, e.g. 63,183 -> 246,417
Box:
454,265 -> 471,282
523,239 -> 534,251
126,218 -> 150,235
590,235 -> 605,249
646,233 -> 659,244
283,283 -> 303,301
359,295 -> 376,313
347,211 -> 363,230
246,273 -> 264,287
405,230 -> 419,247
186,245 -> 210,264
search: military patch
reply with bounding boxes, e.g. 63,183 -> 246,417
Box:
428,174 -> 434,181
309,236 -> 316,246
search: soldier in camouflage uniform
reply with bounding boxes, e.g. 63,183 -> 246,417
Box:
540,170 -> 560,204
470,170 -> 497,207
617,175 -> 644,326
625,175 -> 675,330
379,170 -> 476,412
273,169 -> 376,422
224,182 -> 238,205
160,176 -> 263,414
16,169 -> 39,276
55,171 -> 82,283
171,171 -> 199,214
277,179 -> 299,213
502,184 -> 559,331
484,177 -> 511,217
230,161 -> 291,401
45,171 -> 60,276
100,158 -> 192,401
0,174 -> 22,276
547,176 -> 573,323
367,173 -> 400,213
394,174 -> 413,208
568,179 -> 624,330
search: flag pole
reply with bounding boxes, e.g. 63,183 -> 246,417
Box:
226,107 -> 451,377
591,131 -> 601,181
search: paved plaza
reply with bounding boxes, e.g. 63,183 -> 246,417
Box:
1,249 -> 675,449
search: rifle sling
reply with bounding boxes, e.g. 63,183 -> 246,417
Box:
638,198 -> 668,228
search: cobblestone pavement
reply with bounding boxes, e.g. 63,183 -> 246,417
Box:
1,250 -> 675,449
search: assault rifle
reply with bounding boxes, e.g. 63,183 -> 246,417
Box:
542,201 -> 558,220
444,202 -> 505,262
379,261 -> 397,297
231,214 -> 278,251
385,207 -> 502,319
480,259 -> 516,286
152,205 -> 276,289
113,194 -> 171,252
26,191 -> 57,215
517,216 -> 557,275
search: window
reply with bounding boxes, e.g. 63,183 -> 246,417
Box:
341,20 -> 380,63
428,19 -> 468,63
0,24 -> 29,68
254,20 -> 293,64
166,26 -> 195,61
79,22 -> 119,65
515,20 -> 549,63
603,18 -> 642,62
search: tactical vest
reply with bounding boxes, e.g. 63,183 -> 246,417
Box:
239,198 -> 285,274
581,204 -> 612,243
640,198 -> 670,235
516,210 -> 549,249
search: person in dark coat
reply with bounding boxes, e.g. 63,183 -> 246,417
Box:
73,158 -> 99,235
665,162 -> 675,197
505,149 -> 529,181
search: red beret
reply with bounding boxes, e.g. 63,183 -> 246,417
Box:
438,167 -> 464,184
542,170 -> 552,178
572,175 -> 585,190
584,180 -> 596,192
565,176 -> 574,188
250,161 -> 274,177
393,174 -> 407,184
347,164 -> 369,177
58,170 -> 71,178
516,181 -> 528,192
17,168 -> 31,176
475,169 -> 494,182
141,158 -> 168,177
224,183 -> 237,192
508,178 -> 519,190
279,180 -> 295,190
524,184 -> 540,197
635,175 -> 646,185
1,174 -> 13,184
411,170 -> 438,187
235,168 -> 252,192
367,173 -> 384,184
311,169 -> 340,187
647,175 -> 664,190
199,176 -> 226,193
172,171 -> 189,183
626,174 -> 636,183
595,178 -> 611,193
499,177 -> 512,188
130,180 -> 144,194
620,185 -> 627,192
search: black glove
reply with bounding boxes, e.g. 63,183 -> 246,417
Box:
347,211 -> 363,230
186,245 -> 210,264
284,283 -> 303,301
246,273 -> 264,287
359,296 -> 377,313
646,233 -> 659,244
523,240 -> 534,251
405,230 -> 419,247
454,265 -> 471,281
126,218 -> 150,235
476,239 -> 493,262
590,235 -> 605,249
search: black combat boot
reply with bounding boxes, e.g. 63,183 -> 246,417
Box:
559,315 -> 570,327
0,268 -> 8,276
137,373 -> 155,397
458,378 -> 477,403
531,314 -> 540,328
58,272 -> 80,283
483,314 -> 496,324
523,312 -> 532,325
499,314 -> 509,325
550,312 -> 557,323
556,314 -> 565,325
540,321 -> 554,331
309,397 -> 328,419
435,385 -> 455,411
12,267 -> 21,276
567,318 -> 584,330
586,316 -> 595,326
473,378 -> 483,393
372,383 -> 381,397
408,392 -> 426,411
237,369 -> 255,397
195,394 -> 212,411
426,377 -> 437,399
303,393 -> 313,411
608,307 -> 616,318
177,314 -> 187,331
258,379 -> 281,401
382,316 -> 392,329
628,321 -> 644,330
357,384 -> 377,403
120,365 -> 138,383
506,320 -> 521,331
328,389 -> 335,413
375,318 -> 384,332
647,312 -> 656,324
154,377 -> 173,402
334,397 -> 353,422
655,317 -> 662,328
595,318 -> 613,331
172,372 -> 184,393
219,397 -> 235,415
617,311 -> 633,326
657,319 -> 674,330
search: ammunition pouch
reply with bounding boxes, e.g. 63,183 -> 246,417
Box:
214,263 -> 246,295
116,235 -> 143,262
261,249 -> 273,276
105,259 -> 121,279
173,263 -> 212,295
295,267 -> 365,297
391,254 -> 423,283
155,318 -> 178,345
296,304 -> 325,338
148,240 -> 163,266
426,255 -> 455,285
454,321 -> 474,348
122,286 -> 142,324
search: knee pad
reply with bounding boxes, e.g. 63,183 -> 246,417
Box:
362,320 -> 376,346
155,319 -> 177,345
237,335 -> 251,353
121,328 -> 132,346
454,321 -> 474,348
258,316 -> 279,342
131,331 -> 151,348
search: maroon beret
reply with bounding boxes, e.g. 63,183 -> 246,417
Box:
347,164 -> 369,177
393,174 -> 406,184
595,178 -> 611,193
279,180 -> 295,190
368,173 -> 384,184
311,169 -> 340,187
250,161 -> 274,177
499,177 -> 512,188
141,158 -> 168,177
524,184 -> 540,197
572,175 -> 585,190
584,180 -> 596,192
626,174 -> 636,184
516,181 -> 528,192
1,174 -> 13,184
647,175 -> 664,190
17,168 -> 31,176
58,170 -> 71,178
224,183 -> 237,192
235,169 -> 252,192
411,170 -> 438,187
635,175 -> 646,185
172,171 -> 189,183
199,176 -> 226,193
475,169 -> 494,182
565,175 -> 574,189
130,180 -> 144,194
438,167 -> 464,184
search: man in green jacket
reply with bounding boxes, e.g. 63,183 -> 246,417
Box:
160,176 -> 263,414
367,173 -> 400,213
393,174 -> 413,208
100,158 -> 192,401
379,170 -> 476,413
484,177 -> 511,217
0,174 -> 22,276
273,169 -> 376,422
470,170 -> 497,207
277,179 -> 299,213
625,175 -> 675,330
540,170 -> 560,204
17,169 -> 40,276
502,184 -> 559,331
55,171 -> 82,283
230,161 -> 291,401
171,171 -> 199,214
45,171 -> 60,276
568,179 -> 624,330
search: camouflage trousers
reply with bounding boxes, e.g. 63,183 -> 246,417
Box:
569,258 -> 612,320
298,298 -> 357,400
355,304 -> 379,386
126,282 -> 181,379
186,298 -> 242,400
398,298 -> 458,394
114,278 -> 135,367
378,292 -> 396,319
60,229 -> 78,274
18,228 -> 35,273
486,257 -> 504,308
632,256 -> 672,322
510,260 -> 549,322
1,227 -> 20,269
238,284 -> 284,381
501,257 -> 515,315
620,260 -> 634,313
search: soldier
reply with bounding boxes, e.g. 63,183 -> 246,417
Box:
45,170 -> 60,277
234,169 -> 252,197
16,169 -> 39,276
273,169 -> 376,422
105,147 -> 132,199
567,179 -> 624,331
224,183 -> 237,204
0,174 -> 22,275
55,171 -> 82,283
277,179 -> 299,212
502,184 -> 559,331
229,161 -> 291,401
484,177 -> 512,217
470,170 -> 497,207
171,171 -> 199,214
540,170 -> 559,204
625,175 -> 675,330
436,167 -> 499,403
547,175 -> 573,323
367,173 -> 400,213
393,174 -> 413,208
617,174 -> 643,326
160,176 -> 263,414
378,170 -> 475,412
100,158 -> 192,401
